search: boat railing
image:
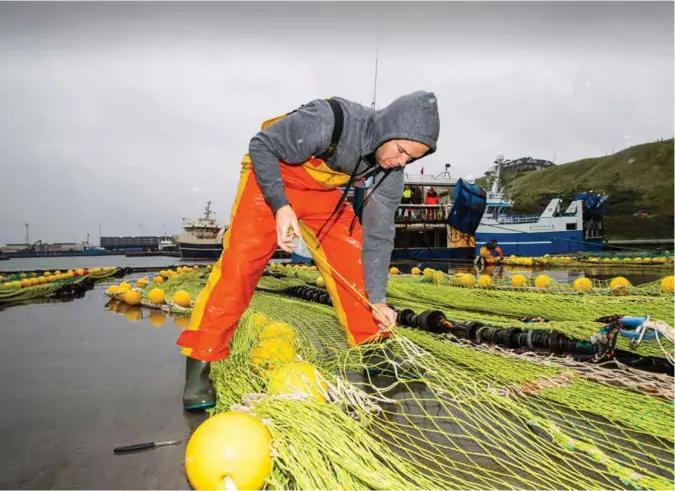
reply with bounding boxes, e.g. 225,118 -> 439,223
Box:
395,204 -> 451,224
495,214 -> 540,224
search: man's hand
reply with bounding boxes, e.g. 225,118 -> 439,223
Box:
371,303 -> 397,333
275,205 -> 301,253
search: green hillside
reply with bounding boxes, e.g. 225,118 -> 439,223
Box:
490,139 -> 674,240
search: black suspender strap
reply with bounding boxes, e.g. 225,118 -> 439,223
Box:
315,98 -> 344,162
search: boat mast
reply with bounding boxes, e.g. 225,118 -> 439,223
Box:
491,156 -> 503,194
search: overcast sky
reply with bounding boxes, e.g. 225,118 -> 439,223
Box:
0,1 -> 672,245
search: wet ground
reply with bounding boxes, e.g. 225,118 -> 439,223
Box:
0,273 -> 203,489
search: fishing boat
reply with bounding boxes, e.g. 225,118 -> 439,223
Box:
473,157 -> 608,256
174,202 -> 226,260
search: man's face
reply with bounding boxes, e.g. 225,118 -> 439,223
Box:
375,139 -> 430,169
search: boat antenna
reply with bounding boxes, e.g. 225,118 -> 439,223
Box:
371,36 -> 379,109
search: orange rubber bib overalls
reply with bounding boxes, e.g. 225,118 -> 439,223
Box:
176,110 -> 386,362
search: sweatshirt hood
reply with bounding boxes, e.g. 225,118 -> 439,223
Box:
361,90 -> 440,159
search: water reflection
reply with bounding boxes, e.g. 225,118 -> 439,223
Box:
105,300 -> 190,328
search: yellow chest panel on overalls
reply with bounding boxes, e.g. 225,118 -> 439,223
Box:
257,112 -> 351,189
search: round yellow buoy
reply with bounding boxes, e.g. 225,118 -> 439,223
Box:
389,267 -> 399,275
315,276 -> 326,288
573,277 -> 593,292
251,338 -> 295,377
177,267 -> 184,274
477,275 -> 492,288
118,282 -> 132,293
185,411 -> 272,491
44,271 -> 51,277
123,290 -> 142,306
153,276 -> 164,283
660,276 -> 674,294
258,322 -> 296,344
19,273 -> 27,279
107,285 -> 120,296
268,361 -> 329,403
207,264 -> 212,270
136,277 -> 149,285
423,268 -> 434,280
610,276 -> 632,296
148,288 -> 166,305
609,277 -> 631,290
459,274 -> 476,287
300,265 -> 308,271
510,274 -> 528,288
432,270 -> 448,284
21,279 -> 31,288
193,265 -> 200,270
172,290 -> 191,307
160,270 -> 170,278
76,268 -> 85,276
38,276 -> 47,284
54,270 -> 61,275
310,265 -> 318,271
411,267 -> 422,275
534,275 -> 552,289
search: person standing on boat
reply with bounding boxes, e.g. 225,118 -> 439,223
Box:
178,91 -> 440,410
424,186 -> 439,219
399,185 -> 413,218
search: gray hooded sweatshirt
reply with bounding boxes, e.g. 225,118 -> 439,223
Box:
248,90 -> 440,304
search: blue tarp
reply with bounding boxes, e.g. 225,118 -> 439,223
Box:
447,178 -> 487,235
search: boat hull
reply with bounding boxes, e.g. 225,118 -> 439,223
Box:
2,250 -> 109,258
176,242 -> 223,260
392,246 -> 474,261
475,230 -> 603,256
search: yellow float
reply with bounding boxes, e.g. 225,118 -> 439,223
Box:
251,338 -> 295,377
148,288 -> 166,305
123,290 -> 142,306
172,290 -> 192,307
534,275 -> 552,289
185,412 -> 272,491
268,361 -> 329,403
573,277 -> 593,292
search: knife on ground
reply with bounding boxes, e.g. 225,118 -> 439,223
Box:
113,440 -> 182,454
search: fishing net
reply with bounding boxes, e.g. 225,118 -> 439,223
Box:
0,267 -> 120,305
106,265 -> 674,490
501,253 -> 674,268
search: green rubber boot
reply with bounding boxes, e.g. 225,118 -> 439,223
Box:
182,356 -> 216,411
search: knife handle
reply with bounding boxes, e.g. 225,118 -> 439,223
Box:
114,442 -> 155,454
